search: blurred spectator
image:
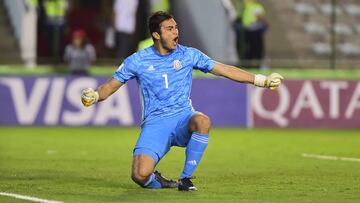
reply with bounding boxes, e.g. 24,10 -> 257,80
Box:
233,0 -> 245,60
113,0 -> 139,60
44,0 -> 68,64
66,1 -> 102,57
242,0 -> 268,68
64,30 -> 96,76
223,0 -> 245,60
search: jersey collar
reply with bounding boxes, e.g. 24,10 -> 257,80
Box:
151,45 -> 178,57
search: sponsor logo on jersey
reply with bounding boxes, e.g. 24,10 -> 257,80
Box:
147,65 -> 155,71
173,60 -> 183,71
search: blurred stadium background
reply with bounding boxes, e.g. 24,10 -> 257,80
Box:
0,0 -> 360,202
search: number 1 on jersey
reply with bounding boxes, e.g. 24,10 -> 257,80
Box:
162,74 -> 169,89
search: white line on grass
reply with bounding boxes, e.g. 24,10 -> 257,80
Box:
302,153 -> 360,163
0,192 -> 63,203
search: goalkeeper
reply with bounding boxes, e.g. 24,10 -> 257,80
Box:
81,11 -> 283,191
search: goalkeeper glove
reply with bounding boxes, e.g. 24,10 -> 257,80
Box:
254,73 -> 284,90
81,88 -> 99,107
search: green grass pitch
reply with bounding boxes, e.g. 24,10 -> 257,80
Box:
0,127 -> 359,203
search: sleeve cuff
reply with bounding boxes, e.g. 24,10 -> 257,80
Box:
112,75 -> 126,84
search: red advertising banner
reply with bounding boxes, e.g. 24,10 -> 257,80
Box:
250,80 -> 360,128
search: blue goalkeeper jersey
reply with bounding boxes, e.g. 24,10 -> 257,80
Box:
113,44 -> 215,123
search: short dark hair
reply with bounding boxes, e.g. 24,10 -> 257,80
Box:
148,11 -> 174,39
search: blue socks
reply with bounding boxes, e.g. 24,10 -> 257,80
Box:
143,173 -> 162,189
180,132 -> 209,178
143,132 -> 209,188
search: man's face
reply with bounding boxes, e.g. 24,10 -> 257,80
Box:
158,18 -> 179,51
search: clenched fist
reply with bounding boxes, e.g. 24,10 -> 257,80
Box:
81,88 -> 99,107
254,73 -> 284,90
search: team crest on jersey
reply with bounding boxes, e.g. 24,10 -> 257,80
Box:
173,60 -> 183,71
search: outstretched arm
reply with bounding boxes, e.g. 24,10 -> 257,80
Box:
210,62 -> 283,89
211,62 -> 255,84
81,78 -> 123,107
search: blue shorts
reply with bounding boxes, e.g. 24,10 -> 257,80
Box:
133,110 -> 196,164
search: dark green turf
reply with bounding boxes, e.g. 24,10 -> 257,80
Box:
0,128 -> 359,203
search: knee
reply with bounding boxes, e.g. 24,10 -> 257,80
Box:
191,114 -> 211,134
131,168 -> 152,186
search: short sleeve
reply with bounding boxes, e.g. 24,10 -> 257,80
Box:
191,48 -> 215,73
112,57 -> 137,84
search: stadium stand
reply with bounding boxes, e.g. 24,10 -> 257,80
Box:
312,42 -> 331,56
269,0 -> 360,63
0,0 -> 359,68
304,21 -> 327,35
355,24 -> 360,34
334,23 -> 353,36
343,3 -> 360,17
319,3 -> 343,16
338,42 -> 360,56
294,2 -> 316,16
